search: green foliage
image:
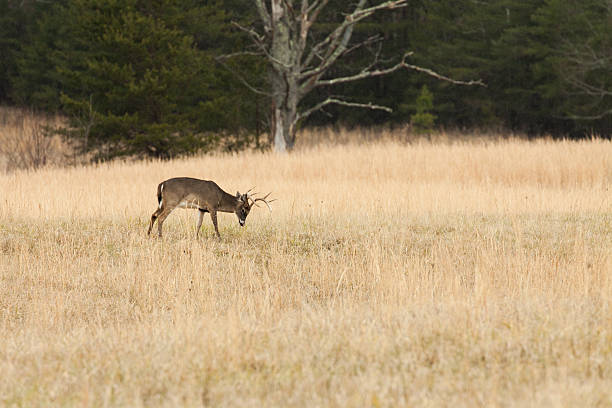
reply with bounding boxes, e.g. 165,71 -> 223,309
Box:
0,0 -> 47,103
310,0 -> 610,137
410,85 -> 437,133
531,0 -> 612,133
0,0 -> 17,101
12,0 -> 263,159
3,0 -> 610,158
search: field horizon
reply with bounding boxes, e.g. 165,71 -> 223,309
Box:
1,136 -> 611,406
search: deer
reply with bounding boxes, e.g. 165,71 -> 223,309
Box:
147,177 -> 274,239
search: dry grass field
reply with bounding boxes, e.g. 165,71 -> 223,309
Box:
1,132 -> 612,406
0,107 -> 67,172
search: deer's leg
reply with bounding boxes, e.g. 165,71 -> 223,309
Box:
196,209 -> 208,238
147,208 -> 163,236
210,210 -> 221,239
156,208 -> 174,238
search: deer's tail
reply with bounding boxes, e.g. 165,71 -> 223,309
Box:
157,182 -> 164,209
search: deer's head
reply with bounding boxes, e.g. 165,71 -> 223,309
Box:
235,190 -> 275,227
235,192 -> 251,226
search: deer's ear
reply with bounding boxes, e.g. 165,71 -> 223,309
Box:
236,191 -> 240,198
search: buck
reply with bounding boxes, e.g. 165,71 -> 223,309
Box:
147,177 -> 274,238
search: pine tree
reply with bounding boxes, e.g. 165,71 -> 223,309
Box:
13,0 -> 262,159
532,0 -> 612,134
410,85 -> 436,133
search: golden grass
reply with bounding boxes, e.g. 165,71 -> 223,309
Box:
1,137 -> 611,406
0,106 -> 69,172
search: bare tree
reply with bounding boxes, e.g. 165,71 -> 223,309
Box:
559,7 -> 612,121
0,109 -> 62,172
225,0 -> 481,152
533,0 -> 612,123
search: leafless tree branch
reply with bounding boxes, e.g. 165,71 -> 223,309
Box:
566,75 -> 612,97
216,51 -> 263,60
343,34 -> 384,60
564,109 -> 612,120
301,0 -> 407,77
231,21 -> 267,53
402,62 -> 486,86
214,55 -> 271,96
254,0 -> 272,33
237,0 -> 483,151
307,53 -> 485,91
231,20 -> 294,71
295,97 -> 392,124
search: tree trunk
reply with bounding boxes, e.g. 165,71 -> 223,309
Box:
271,82 -> 298,152
272,106 -> 287,152
244,1 -> 475,152
269,0 -> 299,152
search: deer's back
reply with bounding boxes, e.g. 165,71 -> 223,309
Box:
161,177 -> 223,205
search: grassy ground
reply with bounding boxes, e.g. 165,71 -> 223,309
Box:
1,138 -> 611,406
0,107 -> 67,172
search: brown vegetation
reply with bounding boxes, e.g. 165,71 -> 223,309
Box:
0,126 -> 611,405
0,107 -> 70,172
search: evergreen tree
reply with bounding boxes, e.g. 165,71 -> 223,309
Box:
0,0 -> 18,102
532,0 -> 612,135
410,85 -> 436,133
5,0 -> 609,147
0,0 -> 46,103
13,0 -> 262,159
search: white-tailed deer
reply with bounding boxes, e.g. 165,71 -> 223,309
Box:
147,177 -> 274,238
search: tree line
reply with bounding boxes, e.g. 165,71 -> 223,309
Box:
0,0 -> 610,158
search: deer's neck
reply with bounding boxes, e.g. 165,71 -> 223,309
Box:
217,190 -> 240,212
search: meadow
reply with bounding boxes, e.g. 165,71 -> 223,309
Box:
1,130 -> 611,406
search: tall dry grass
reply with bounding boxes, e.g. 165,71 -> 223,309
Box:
0,106 -> 71,172
1,136 -> 611,406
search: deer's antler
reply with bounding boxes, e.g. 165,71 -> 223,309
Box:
248,192 -> 276,212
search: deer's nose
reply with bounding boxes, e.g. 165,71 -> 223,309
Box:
239,219 -> 245,226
